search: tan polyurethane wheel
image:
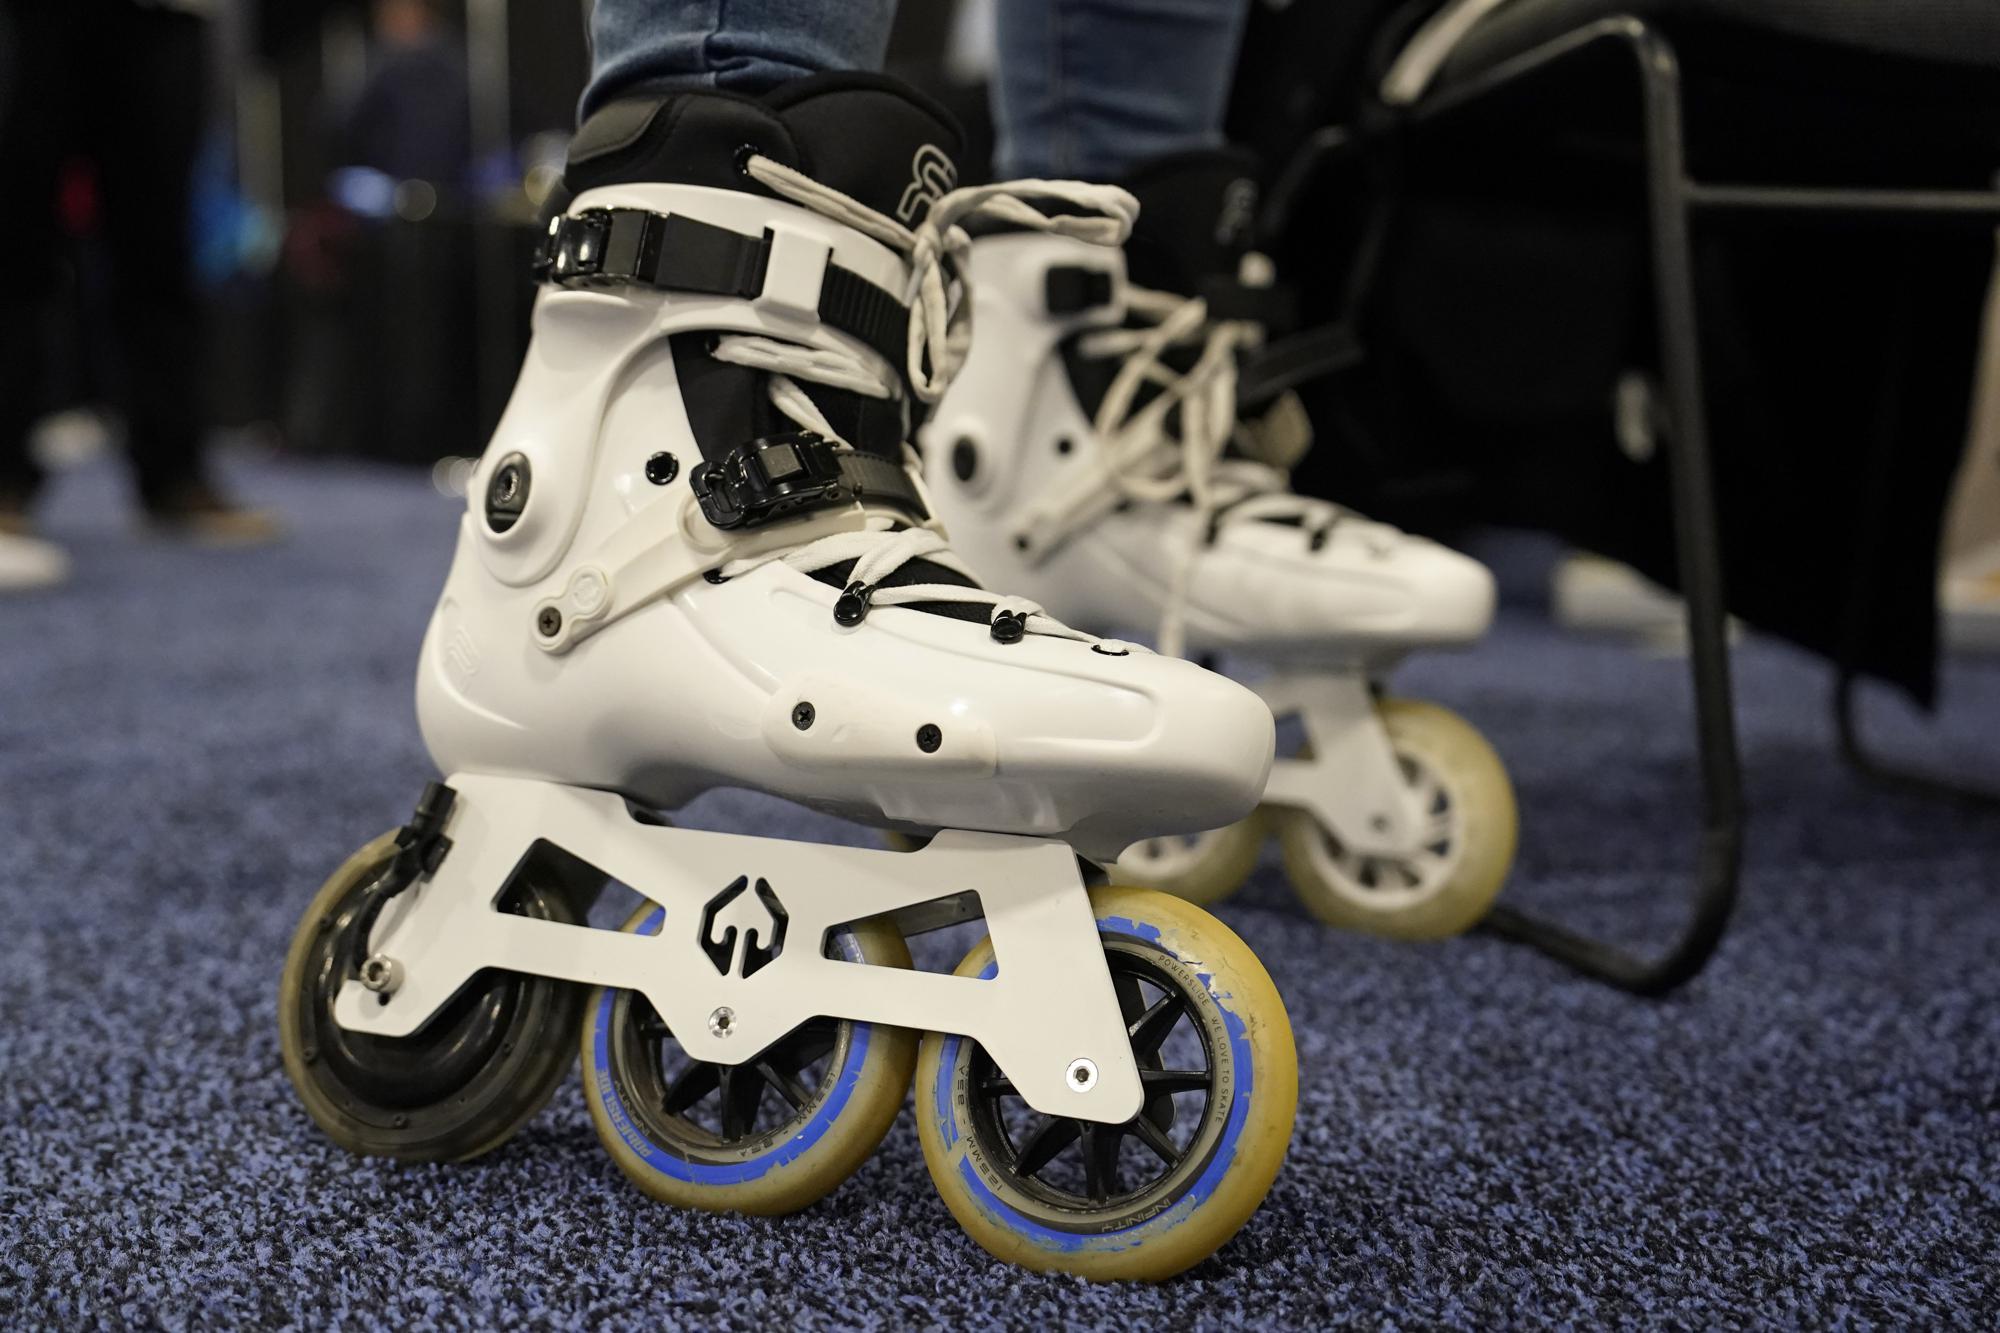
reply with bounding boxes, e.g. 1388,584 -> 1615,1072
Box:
1276,698 -> 1517,940
583,903 -> 918,1216
279,829 -> 586,1163
916,885 -> 1296,1281
1108,815 -> 1266,907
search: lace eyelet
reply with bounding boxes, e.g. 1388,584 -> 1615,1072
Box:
703,568 -> 729,584
990,610 -> 1027,644
1091,643 -> 1129,657
833,580 -> 874,626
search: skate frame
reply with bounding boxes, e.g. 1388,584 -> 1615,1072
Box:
332,773 -> 1146,1122
1259,672 -> 1432,858
1266,15 -> 2000,993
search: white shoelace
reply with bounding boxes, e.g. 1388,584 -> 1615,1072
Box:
1068,284 -> 1335,656
705,158 -> 1142,645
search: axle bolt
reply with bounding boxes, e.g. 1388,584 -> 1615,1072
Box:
359,955 -> 404,995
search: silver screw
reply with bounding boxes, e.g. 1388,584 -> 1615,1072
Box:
359,955 -> 403,995
708,1007 -> 736,1038
1066,1058 -> 1098,1092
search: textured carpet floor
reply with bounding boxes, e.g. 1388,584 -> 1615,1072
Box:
3,453 -> 1998,1329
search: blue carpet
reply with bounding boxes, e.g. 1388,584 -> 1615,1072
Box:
3,453 -> 1998,1328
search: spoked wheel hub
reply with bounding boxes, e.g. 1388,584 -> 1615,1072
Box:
609,993 -> 849,1154
964,941 -> 1220,1217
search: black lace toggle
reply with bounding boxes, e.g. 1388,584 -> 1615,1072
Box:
833,581 -> 875,626
989,609 -> 1027,643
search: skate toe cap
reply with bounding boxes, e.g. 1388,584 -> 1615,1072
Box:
1055,654 -> 1275,861
1399,540 -> 1496,644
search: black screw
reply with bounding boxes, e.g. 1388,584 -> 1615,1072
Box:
916,724 -> 942,753
645,452 -> 679,486
792,702 -> 816,730
537,607 -> 562,637
1013,535 -> 1030,552
1055,436 -> 1073,456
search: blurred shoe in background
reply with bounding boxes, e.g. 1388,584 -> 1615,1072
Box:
0,498 -> 70,592
1551,552 -> 1741,652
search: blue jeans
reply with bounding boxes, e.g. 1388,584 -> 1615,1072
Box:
583,0 -> 1250,182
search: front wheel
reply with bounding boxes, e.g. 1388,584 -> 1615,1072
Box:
1276,698 -> 1517,940
916,886 -> 1297,1281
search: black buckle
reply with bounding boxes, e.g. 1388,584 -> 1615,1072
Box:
690,432 -> 850,530
532,208 -> 617,285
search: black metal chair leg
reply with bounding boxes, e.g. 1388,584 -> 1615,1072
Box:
1471,23 -> 1745,996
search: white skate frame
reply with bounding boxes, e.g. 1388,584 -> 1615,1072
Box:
1259,672 -> 1432,858
330,774 -> 1145,1122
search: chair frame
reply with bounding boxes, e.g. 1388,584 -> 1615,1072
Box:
1270,15 -> 2000,995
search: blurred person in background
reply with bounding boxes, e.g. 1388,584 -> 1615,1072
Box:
0,0 -> 279,593
342,0 -> 471,188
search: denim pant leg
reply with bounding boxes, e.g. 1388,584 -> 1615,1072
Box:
582,0 -> 899,116
992,0 -> 1251,180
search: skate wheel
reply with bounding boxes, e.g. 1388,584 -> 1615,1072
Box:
1275,698 -> 1518,940
1108,817 -> 1265,907
278,829 -> 588,1162
916,886 -> 1296,1281
582,904 -> 917,1216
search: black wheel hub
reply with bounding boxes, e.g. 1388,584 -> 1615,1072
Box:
290,856 -> 571,1122
608,995 -> 849,1157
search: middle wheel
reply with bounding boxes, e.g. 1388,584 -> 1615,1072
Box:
582,904 -> 918,1216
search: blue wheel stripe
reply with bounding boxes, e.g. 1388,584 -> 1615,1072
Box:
931,912 -> 1258,1254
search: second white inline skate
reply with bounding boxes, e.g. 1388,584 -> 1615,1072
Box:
923,150 -> 1517,940
277,78 -> 1297,1282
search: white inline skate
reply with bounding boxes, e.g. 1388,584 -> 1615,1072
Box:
922,150 -> 1517,940
278,78 -> 1296,1282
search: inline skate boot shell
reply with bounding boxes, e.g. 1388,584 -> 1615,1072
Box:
281,78 -> 1296,1282
414,91 -> 1275,864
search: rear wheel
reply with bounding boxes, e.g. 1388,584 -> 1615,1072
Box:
278,830 -> 587,1162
